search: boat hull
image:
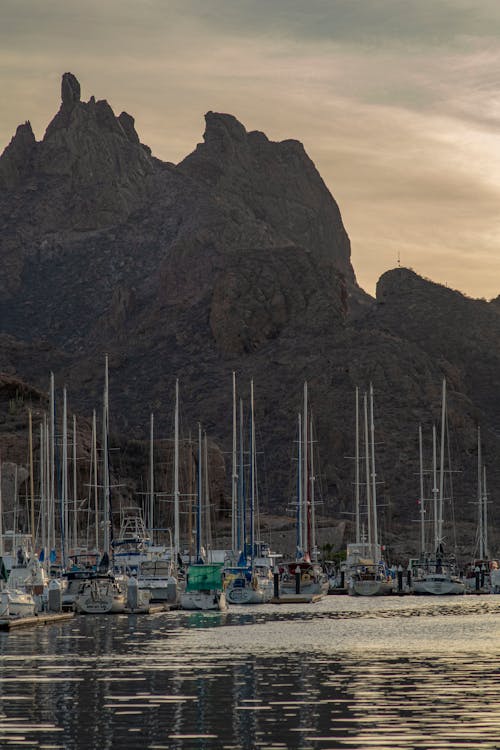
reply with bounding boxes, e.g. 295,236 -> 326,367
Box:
75,579 -> 126,614
226,583 -> 271,605
349,579 -> 393,597
412,575 -> 465,595
180,591 -> 227,611
0,590 -> 36,618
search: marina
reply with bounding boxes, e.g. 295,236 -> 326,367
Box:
1,595 -> 500,748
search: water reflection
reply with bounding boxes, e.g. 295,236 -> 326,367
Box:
0,598 -> 500,748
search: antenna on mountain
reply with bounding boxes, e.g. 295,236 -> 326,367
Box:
397,252 -> 401,268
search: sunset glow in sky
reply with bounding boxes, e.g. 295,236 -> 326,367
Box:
3,0 -> 500,299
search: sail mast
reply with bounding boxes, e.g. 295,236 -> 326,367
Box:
73,415 -> 77,553
477,427 -> 483,559
49,372 -> 55,555
62,386 -> 68,567
29,410 -> 35,546
364,392 -> 372,549
231,372 -> 238,554
355,387 -> 360,544
432,424 -> 438,552
438,378 -> 446,550
250,380 -> 255,570
309,414 -> 316,561
204,431 -> 211,562
483,465 -> 489,559
196,423 -> 202,562
302,381 -> 309,556
174,379 -> 180,559
297,412 -> 302,557
369,383 -> 378,549
92,410 -> 98,551
103,356 -> 110,557
149,413 -> 154,544
418,424 -> 425,557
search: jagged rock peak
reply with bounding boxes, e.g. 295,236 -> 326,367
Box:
0,120 -> 36,188
61,72 -> 81,108
204,111 -> 248,147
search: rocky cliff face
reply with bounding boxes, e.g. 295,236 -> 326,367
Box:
1,75 -> 499,557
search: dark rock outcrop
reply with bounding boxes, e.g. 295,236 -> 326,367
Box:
1,75 -> 500,558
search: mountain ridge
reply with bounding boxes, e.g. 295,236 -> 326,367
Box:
1,74 -> 499,557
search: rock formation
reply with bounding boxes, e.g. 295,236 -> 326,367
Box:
1,74 -> 499,557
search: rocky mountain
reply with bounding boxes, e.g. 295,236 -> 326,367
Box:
1,74 -> 499,558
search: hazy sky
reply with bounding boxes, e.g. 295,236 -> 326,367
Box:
2,0 -> 500,299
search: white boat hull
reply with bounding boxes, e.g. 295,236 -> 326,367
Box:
280,579 -> 329,597
349,579 -> 394,596
0,589 -> 36,618
75,580 -> 126,614
180,590 -> 227,611
226,583 -> 272,605
412,575 -> 465,595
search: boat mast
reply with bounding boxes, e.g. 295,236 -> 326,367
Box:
297,412 -> 303,558
369,383 -> 378,551
204,431 -> 211,562
92,409 -> 98,551
239,399 -> 246,559
483,465 -> 489,559
196,423 -> 202,562
103,356 -> 110,557
149,412 -> 154,544
432,424 -> 438,553
355,387 -> 360,544
250,380 -> 255,571
49,372 -> 55,555
309,413 -> 316,562
363,392 -> 372,550
231,372 -> 238,555
73,415 -> 77,553
62,386 -> 68,568
28,410 -> 35,546
418,424 -> 425,557
44,414 -> 50,559
174,379 -> 180,559
302,381 -> 309,557
478,427 -> 484,560
438,378 -> 446,551
40,421 -> 46,558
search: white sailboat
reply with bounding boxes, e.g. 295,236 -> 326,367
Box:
75,575 -> 127,614
225,378 -> 274,605
412,379 -> 465,596
180,424 -> 227,611
0,461 -> 36,620
347,385 -> 393,596
280,382 -> 329,598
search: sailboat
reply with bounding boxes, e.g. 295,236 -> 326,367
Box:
0,461 -> 37,619
74,357 -> 128,614
411,379 -> 465,596
180,424 -> 227,611
347,385 -> 393,596
225,378 -> 275,605
280,382 -> 329,598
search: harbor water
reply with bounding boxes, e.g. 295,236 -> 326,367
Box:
1,595 -> 500,749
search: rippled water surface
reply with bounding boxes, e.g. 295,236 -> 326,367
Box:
2,595 -> 500,749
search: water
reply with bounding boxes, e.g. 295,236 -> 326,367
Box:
1,595 -> 500,749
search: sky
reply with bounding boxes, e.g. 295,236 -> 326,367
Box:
2,0 -> 500,299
